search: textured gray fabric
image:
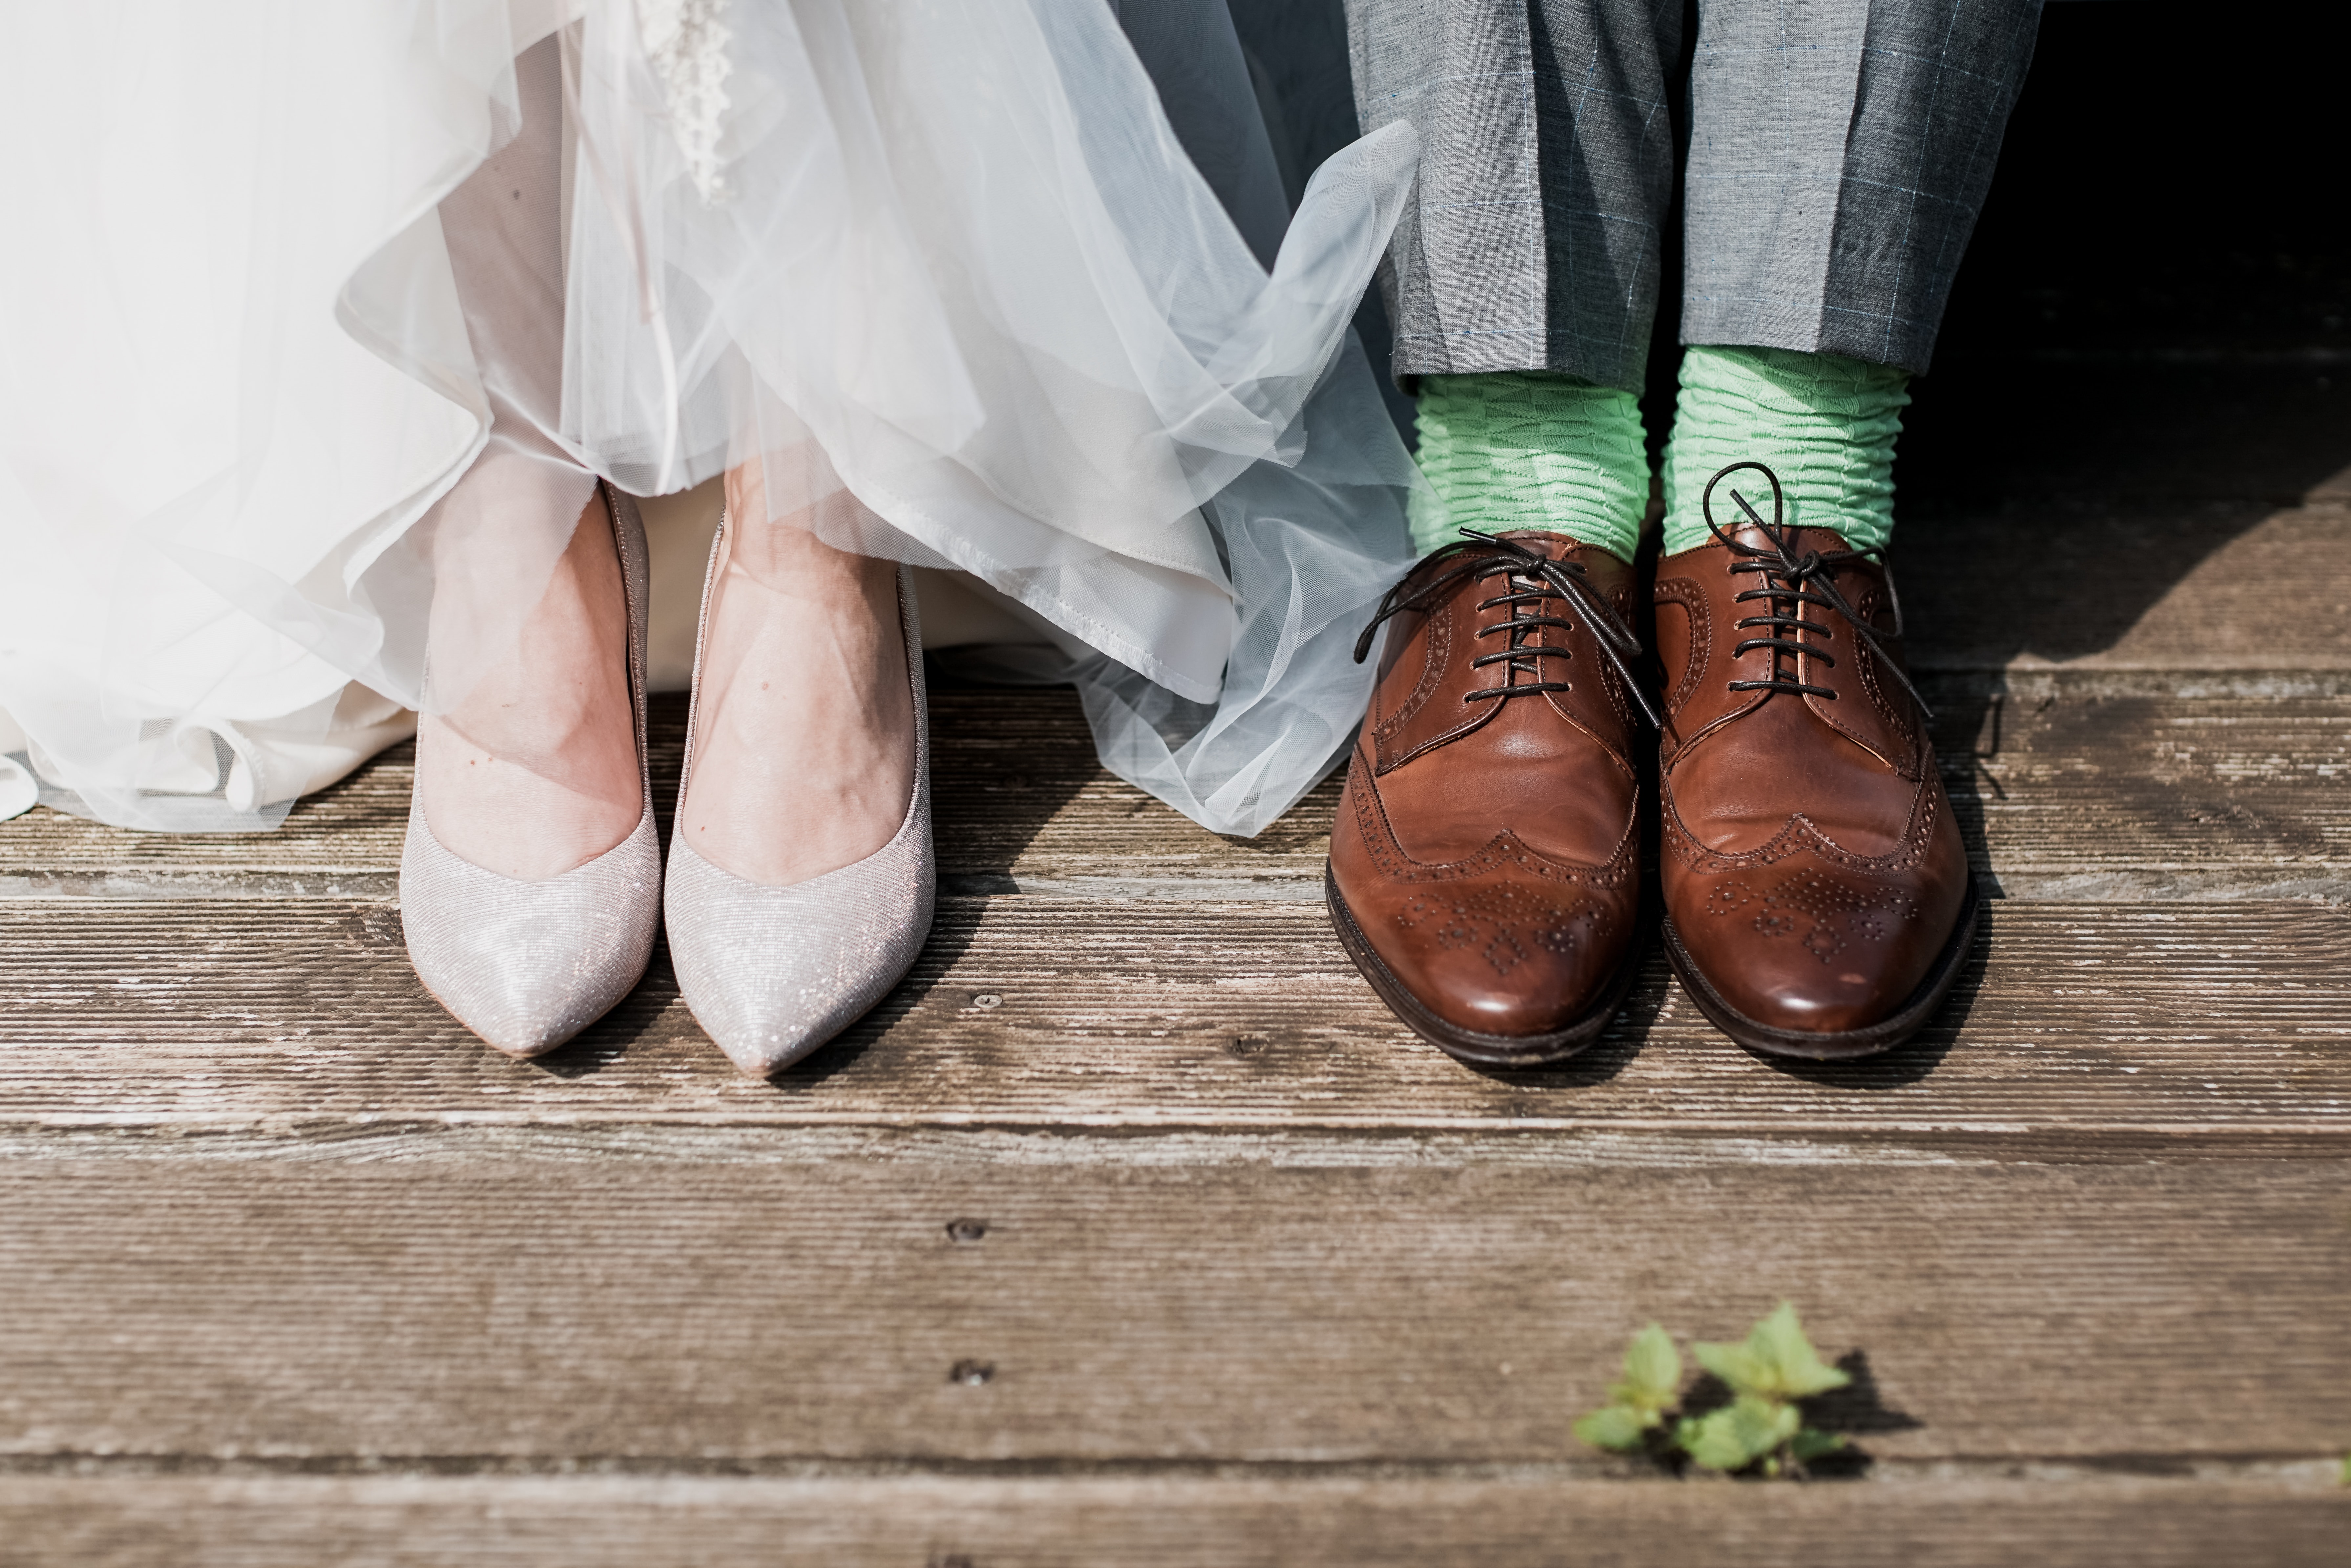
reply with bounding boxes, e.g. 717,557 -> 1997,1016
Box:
1342,0 -> 2042,383
663,563 -> 936,1078
1682,0 -> 2044,370
398,489 -> 662,1058
1344,0 -> 1683,390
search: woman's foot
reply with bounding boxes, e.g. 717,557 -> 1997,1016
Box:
678,462 -> 915,886
416,490 -> 644,879
661,464 -> 931,1075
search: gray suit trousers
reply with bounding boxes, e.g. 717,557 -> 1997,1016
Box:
1345,0 -> 2044,388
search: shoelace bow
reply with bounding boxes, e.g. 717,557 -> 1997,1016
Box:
1700,461 -> 1934,722
1354,529 -> 1662,729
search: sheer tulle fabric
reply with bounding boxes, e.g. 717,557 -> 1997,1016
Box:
0,1 -> 574,831
0,0 -> 1420,837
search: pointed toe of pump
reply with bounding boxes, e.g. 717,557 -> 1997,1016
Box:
399,809 -> 663,1057
662,830 -> 935,1077
397,483 -> 663,1060
661,558 -> 937,1075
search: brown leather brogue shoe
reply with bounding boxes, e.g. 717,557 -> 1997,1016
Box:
1327,530 -> 1656,1065
1653,463 -> 1980,1059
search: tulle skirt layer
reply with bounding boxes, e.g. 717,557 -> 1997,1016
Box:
0,0 -> 1420,836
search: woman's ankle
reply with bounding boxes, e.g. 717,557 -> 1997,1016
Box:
679,481 -> 914,886
417,492 -> 643,879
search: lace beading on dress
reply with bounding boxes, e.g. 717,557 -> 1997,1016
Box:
636,0 -> 733,201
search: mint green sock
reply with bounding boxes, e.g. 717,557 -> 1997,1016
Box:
1408,372 -> 1648,563
1659,346 -> 1910,556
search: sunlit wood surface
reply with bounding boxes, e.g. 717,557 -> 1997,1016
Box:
5,18 -> 2350,1561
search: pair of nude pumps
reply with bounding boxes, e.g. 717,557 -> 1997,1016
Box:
398,485 -> 934,1076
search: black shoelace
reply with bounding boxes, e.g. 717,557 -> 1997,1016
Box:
1354,530 -> 1662,729
1701,462 -> 1933,722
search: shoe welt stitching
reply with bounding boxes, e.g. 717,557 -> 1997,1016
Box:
1661,773 -> 1941,877
1348,755 -> 1638,891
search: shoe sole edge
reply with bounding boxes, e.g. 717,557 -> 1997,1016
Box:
1323,866 -> 1644,1067
1660,880 -> 1987,1060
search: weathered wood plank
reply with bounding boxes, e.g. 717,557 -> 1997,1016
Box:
1900,499 -> 2349,673
1,900 -> 2344,1134
0,1156 -> 2344,1463
2,1474 -> 2345,1568
1949,686 -> 2351,899
0,711 -> 695,902
5,683 -> 2347,900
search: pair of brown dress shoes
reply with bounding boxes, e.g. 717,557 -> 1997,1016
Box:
1326,463 -> 1980,1065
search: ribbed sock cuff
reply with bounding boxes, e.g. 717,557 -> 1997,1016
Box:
1659,345 -> 1909,556
1409,372 -> 1648,563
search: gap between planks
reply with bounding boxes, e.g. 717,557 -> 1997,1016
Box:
9,1123 -> 2349,1170
1,1473 -> 2344,1568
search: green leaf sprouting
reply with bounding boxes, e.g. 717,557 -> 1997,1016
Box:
1572,1323 -> 1682,1451
1570,1403 -> 1650,1452
1692,1301 -> 1852,1402
1613,1323 -> 1684,1415
1575,1303 -> 1851,1477
1676,1394 -> 1801,1473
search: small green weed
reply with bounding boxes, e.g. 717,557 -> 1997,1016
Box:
1574,1303 -> 1852,1477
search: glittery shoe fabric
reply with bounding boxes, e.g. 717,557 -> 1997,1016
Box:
664,565 -> 936,1077
400,804 -> 662,1056
398,489 -> 662,1057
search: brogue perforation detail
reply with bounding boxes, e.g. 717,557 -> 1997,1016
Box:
1585,584 -> 1639,729
1845,586 -> 1923,756
1395,883 -> 1612,977
1703,872 -> 1921,963
1349,755 -> 1639,891
1651,578 -> 1713,719
1699,464 -> 1931,722
1355,532 -> 1660,730
1373,600 -> 1456,751
1661,776 -> 1942,878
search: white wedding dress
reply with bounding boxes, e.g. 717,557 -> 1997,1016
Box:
0,0 -> 1419,837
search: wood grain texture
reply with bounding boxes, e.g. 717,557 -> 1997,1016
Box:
0,154 -> 2341,1568
2,899 -> 2345,1134
1950,688 -> 2351,899
3,1474 -> 2347,1568
1900,500 -> 2350,673
6,682 -> 2347,900
1,1156 -> 2346,1464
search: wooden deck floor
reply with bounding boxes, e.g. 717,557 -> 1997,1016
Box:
18,15 -> 2347,1558
2,355 -> 2347,1565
